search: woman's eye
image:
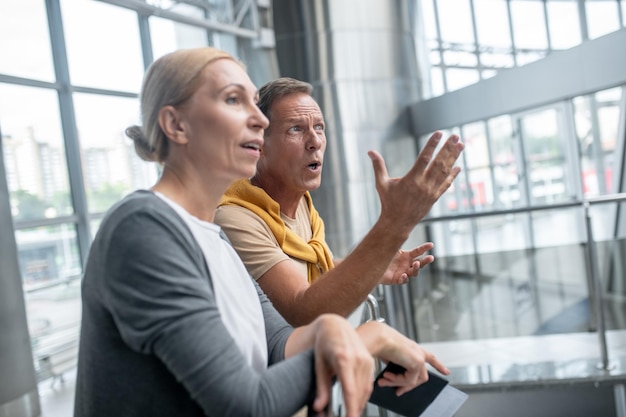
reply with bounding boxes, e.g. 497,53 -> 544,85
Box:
226,96 -> 239,104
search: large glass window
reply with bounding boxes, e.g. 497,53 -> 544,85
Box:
16,224 -> 81,287
418,0 -> 626,97
436,0 -> 474,46
488,115 -> 523,208
61,0 -> 144,92
72,93 -> 157,214
519,107 -> 575,205
150,17 -> 210,61
546,1 -> 581,49
586,0 -> 621,39
0,0 -> 55,82
573,88 -> 622,197
0,84 -> 72,220
474,0 -> 512,51
461,121 -> 494,211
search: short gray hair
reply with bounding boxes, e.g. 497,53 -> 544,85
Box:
257,77 -> 313,123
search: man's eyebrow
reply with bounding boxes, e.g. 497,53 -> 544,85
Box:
283,116 -> 304,124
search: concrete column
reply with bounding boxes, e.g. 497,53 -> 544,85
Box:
0,132 -> 41,416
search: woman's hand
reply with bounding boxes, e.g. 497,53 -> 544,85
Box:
356,321 -> 449,396
379,242 -> 435,285
286,314 -> 374,417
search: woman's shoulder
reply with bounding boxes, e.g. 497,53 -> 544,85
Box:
96,190 -> 188,242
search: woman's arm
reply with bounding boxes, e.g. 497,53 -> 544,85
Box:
103,203 -> 317,417
285,314 -> 375,417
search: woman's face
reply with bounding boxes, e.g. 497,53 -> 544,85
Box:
175,58 -> 268,185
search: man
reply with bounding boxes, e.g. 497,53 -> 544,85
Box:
215,77 -> 463,327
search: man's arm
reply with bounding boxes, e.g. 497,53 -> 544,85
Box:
259,132 -> 463,326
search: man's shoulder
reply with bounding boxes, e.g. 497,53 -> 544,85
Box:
215,204 -> 265,225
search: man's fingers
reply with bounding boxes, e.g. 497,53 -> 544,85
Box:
406,130 -> 443,178
368,150 -> 389,189
417,255 -> 435,269
407,242 -> 434,258
425,135 -> 464,185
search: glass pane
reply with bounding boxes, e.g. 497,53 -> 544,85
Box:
150,17 -> 210,61
520,108 -> 572,205
430,66 -> 445,97
0,84 -> 72,221
443,50 -> 478,67
532,207 -> 583,247
482,69 -> 498,80
462,121 -> 493,210
429,49 -> 442,65
573,87 -> 622,197
510,1 -> 548,50
546,1 -> 581,49
430,219 -> 475,257
480,52 -> 514,69
436,0 -> 475,45
16,224 -> 81,286
586,0 -> 621,39
489,115 -> 522,208
623,0 -> 626,26
475,213 -> 529,252
467,167 -> 492,210
516,50 -> 547,66
445,68 -> 480,92
462,121 -> 489,169
73,93 -> 159,214
24,272 -> 82,382
61,0 -> 144,92
0,0 -> 55,81
598,106 -> 620,152
420,0 -> 438,40
573,95 -> 598,196
474,0 -> 512,49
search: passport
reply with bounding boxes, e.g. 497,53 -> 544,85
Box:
368,362 -> 468,417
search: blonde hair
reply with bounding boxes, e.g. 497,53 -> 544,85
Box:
126,47 -> 240,163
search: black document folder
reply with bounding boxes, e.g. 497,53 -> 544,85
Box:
368,363 -> 467,417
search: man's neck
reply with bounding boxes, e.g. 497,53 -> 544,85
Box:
250,175 -> 303,218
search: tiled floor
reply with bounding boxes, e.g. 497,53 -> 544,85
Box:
38,369 -> 76,417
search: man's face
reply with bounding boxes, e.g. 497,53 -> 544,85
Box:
257,92 -> 326,194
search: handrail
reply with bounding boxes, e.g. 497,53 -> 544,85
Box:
419,192 -> 626,225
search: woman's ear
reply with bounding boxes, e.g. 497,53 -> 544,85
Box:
158,105 -> 188,145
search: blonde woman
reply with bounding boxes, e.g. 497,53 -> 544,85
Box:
74,47 -> 448,417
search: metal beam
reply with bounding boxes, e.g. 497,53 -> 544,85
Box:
97,0 -> 258,38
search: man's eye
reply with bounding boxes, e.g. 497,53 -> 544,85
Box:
289,126 -> 302,132
315,124 -> 325,131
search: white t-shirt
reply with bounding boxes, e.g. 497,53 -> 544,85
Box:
156,192 -> 268,372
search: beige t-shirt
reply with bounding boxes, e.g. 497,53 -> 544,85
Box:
215,196 -> 319,281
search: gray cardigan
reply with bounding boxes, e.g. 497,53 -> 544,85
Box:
74,190 -> 315,417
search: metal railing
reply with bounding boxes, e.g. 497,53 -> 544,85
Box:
402,192 -> 626,372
